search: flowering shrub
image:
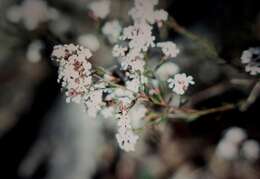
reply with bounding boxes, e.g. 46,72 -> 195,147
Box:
50,0 -> 260,152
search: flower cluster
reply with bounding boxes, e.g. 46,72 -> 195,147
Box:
115,110 -> 139,152
241,47 -> 260,75
168,73 -> 195,95
121,23 -> 155,53
51,44 -> 93,103
51,0 -> 195,152
157,42 -> 180,58
84,85 -> 105,118
112,0 -> 172,98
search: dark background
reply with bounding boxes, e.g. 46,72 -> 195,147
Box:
0,0 -> 259,178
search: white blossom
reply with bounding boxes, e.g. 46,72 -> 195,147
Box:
168,73 -> 195,95
49,0 -> 200,153
102,20 -> 122,44
116,128 -> 139,152
51,44 -> 93,103
88,0 -> 110,19
121,23 -> 155,53
116,110 -> 139,152
154,9 -> 168,23
84,89 -> 105,118
245,65 -> 260,75
77,34 -> 100,52
6,0 -> 59,30
157,42 -> 180,58
125,72 -> 147,93
116,111 -> 131,130
241,47 -> 260,75
121,52 -> 145,73
115,103 -> 147,152
112,45 -> 128,58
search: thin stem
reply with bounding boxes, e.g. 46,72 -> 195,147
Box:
153,56 -> 167,71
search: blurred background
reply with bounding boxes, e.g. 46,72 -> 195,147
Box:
0,0 -> 260,179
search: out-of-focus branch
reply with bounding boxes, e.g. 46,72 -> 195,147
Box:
167,16 -> 219,59
167,16 -> 245,72
185,82 -> 232,107
240,81 -> 260,111
134,102 -> 237,133
184,103 -> 236,121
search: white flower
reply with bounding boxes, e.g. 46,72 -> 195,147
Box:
245,65 -> 260,75
121,23 -> 155,53
241,48 -> 259,63
84,89 -> 105,118
116,110 -> 139,152
241,140 -> 260,161
52,45 -> 66,59
88,0 -> 110,19
168,73 -> 195,95
154,9 -> 168,22
77,34 -> 100,52
116,102 -> 147,151
116,111 -> 131,130
157,42 -> 180,58
120,49 -> 145,73
26,40 -> 43,63
112,45 -> 128,57
156,62 -> 180,80
51,44 -> 93,103
6,0 -> 58,30
102,20 -> 122,44
116,128 -> 139,152
125,72 -> 147,93
241,47 -> 260,75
